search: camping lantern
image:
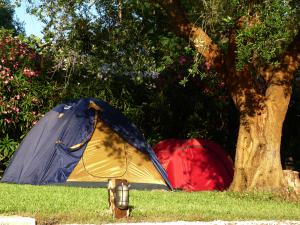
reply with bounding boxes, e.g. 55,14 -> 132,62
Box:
108,179 -> 130,219
115,182 -> 129,209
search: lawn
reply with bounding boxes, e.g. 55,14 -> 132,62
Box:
0,183 -> 300,224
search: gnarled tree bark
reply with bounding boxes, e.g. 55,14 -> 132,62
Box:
230,36 -> 300,191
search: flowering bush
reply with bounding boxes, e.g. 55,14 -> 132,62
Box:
0,29 -> 59,175
1,29 -> 40,133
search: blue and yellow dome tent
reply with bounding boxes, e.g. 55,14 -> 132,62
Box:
1,98 -> 172,189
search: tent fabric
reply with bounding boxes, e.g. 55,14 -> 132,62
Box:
2,99 -> 95,185
1,98 -> 171,189
67,119 -> 166,185
153,138 -> 233,191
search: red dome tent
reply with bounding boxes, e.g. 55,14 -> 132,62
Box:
153,138 -> 234,191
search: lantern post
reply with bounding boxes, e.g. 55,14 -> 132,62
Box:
108,179 -> 130,219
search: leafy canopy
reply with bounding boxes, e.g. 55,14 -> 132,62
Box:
0,0 -> 24,33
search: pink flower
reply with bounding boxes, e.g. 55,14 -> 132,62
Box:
204,61 -> 211,70
13,62 -> 19,69
23,68 -> 39,78
4,118 -> 12,124
12,107 -> 20,113
218,81 -> 225,88
179,56 -> 187,65
202,86 -> 213,94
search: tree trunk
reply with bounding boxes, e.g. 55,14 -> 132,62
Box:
230,81 -> 292,191
153,0 -> 300,192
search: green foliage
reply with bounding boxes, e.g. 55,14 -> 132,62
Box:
0,0 -> 24,34
58,53 -> 236,151
236,0 -> 298,69
27,0 -> 185,83
0,0 -> 14,30
0,135 -> 18,176
20,0 -> 237,154
179,47 -> 206,86
11,0 -> 298,155
141,63 -> 236,149
181,0 -> 299,70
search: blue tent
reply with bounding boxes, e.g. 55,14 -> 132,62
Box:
1,98 -> 172,189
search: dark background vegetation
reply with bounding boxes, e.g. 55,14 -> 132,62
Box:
0,0 -> 299,177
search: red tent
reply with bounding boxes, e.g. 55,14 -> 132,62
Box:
153,138 -> 234,191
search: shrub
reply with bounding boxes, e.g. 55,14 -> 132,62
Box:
0,29 -> 59,176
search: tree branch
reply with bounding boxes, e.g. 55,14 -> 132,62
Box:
152,0 -> 222,66
260,33 -> 300,84
279,33 -> 300,74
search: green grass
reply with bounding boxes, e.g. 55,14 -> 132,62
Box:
0,183 -> 300,224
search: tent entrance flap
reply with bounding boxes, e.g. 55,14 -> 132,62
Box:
67,120 -> 167,186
